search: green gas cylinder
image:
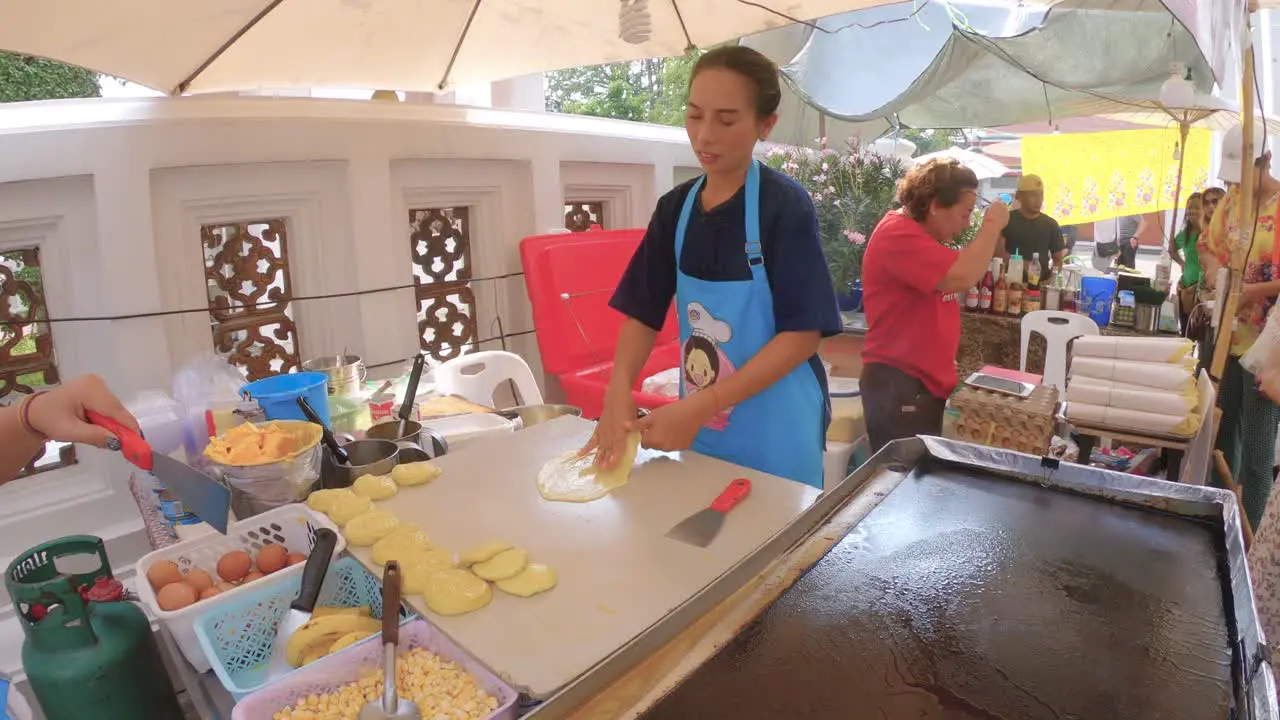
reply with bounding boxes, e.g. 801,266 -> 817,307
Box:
6,536 -> 183,720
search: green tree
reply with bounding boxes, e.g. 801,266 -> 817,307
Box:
546,52 -> 700,126
0,52 -> 100,103
900,128 -> 955,156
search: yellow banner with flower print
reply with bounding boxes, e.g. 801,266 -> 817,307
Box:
1021,127 -> 1212,225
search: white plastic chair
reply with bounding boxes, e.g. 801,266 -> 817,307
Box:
434,350 -> 544,408
1020,310 -> 1100,392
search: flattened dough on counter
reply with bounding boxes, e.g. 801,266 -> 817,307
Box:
496,564 -> 557,598
459,540 -> 513,567
397,550 -> 457,594
352,473 -> 398,501
422,568 -> 493,616
537,431 -> 642,502
471,548 -> 529,581
391,461 -> 443,487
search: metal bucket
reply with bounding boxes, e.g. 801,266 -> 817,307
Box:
302,354 -> 366,397
327,439 -> 397,488
1134,303 -> 1161,335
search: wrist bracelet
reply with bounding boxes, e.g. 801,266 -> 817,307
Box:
18,391 -> 47,439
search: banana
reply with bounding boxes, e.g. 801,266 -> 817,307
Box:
299,641 -> 332,666
312,605 -> 371,618
328,630 -> 371,654
286,615 -> 381,667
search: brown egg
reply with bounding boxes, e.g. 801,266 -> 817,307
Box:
240,570 -> 265,584
156,582 -> 198,611
256,544 -> 288,574
216,551 -> 253,582
285,551 -> 307,567
185,568 -> 214,593
214,582 -> 238,593
198,585 -> 223,600
146,560 -> 184,591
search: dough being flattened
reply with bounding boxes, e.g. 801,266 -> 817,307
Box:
537,431 -> 642,503
422,568 -> 492,616
398,550 -> 457,594
370,524 -> 433,566
471,548 -> 529,581
327,494 -> 375,526
496,564 -> 557,598
459,540 -> 513,567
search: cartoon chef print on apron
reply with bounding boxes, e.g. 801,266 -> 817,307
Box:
674,160 -> 826,489
681,301 -> 736,430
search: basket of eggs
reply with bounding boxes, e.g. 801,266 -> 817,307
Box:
133,503 -> 346,672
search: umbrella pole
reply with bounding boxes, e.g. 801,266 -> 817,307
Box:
1211,40 -> 1257,380
1166,120 -> 1190,260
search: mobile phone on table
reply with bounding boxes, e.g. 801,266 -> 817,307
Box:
964,372 -> 1035,398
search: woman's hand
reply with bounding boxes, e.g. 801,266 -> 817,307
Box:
582,390 -> 638,470
634,392 -> 717,452
982,201 -> 1010,231
26,374 -> 139,448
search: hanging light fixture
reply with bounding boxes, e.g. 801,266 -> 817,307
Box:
1159,63 -> 1196,110
619,0 -> 652,44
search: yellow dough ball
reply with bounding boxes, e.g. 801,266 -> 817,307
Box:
352,473 -> 398,501
306,488 -> 356,514
390,461 -> 443,487
370,524 -> 433,566
342,509 -> 400,547
327,493 -> 375,526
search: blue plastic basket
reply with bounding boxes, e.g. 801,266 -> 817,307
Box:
194,556 -> 414,699
242,372 -> 331,427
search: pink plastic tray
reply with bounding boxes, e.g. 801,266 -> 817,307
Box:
232,619 -> 517,720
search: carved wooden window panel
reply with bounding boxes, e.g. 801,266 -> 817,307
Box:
0,247 -> 75,477
409,207 -> 477,362
201,219 -> 301,381
564,201 -> 605,232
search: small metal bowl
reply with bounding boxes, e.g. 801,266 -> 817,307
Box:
495,404 -> 583,429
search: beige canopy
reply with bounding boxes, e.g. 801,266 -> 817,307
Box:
0,0 -> 923,95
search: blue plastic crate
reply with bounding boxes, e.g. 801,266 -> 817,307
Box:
194,556 -> 414,699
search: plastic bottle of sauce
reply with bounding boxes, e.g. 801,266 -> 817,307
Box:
992,265 -> 1008,314
1007,282 -> 1023,316
979,260 -> 996,312
1007,252 -> 1025,288
1027,252 -> 1042,288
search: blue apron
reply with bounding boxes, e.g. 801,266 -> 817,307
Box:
675,160 -> 826,489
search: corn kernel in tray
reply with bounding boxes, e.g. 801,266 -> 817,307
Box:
271,647 -> 499,720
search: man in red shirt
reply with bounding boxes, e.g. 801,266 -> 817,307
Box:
860,159 -> 1009,451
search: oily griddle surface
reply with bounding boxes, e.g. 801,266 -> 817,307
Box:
644,462 -> 1233,719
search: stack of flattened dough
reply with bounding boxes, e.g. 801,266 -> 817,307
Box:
307,460 -> 556,617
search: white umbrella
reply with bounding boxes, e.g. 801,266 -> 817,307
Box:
910,147 -> 1012,180
0,0 -> 918,96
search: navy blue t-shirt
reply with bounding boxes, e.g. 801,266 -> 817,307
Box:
610,165 -> 842,439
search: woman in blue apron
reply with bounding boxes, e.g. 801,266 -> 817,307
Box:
585,46 -> 842,490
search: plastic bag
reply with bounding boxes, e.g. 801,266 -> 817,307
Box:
205,421 -> 323,519
172,353 -> 249,461
640,367 -> 681,398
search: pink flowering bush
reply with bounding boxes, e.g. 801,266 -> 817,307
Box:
763,139 -> 905,286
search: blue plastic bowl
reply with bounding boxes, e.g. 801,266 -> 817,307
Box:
241,372 -> 331,427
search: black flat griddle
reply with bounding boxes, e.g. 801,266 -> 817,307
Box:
644,459 -> 1234,719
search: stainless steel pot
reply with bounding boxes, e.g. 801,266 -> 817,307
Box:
366,419 -> 448,458
303,354 -> 367,397
329,439 -> 398,487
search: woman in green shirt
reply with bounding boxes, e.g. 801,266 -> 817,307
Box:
1170,191 -> 1204,334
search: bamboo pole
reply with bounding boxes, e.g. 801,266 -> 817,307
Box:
1212,40 -> 1258,379
1166,121 -> 1190,258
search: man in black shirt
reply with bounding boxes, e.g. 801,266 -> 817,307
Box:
999,174 -> 1065,284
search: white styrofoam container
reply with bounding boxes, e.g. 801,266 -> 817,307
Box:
133,503 -> 345,672
232,620 -> 517,720
422,413 -> 515,450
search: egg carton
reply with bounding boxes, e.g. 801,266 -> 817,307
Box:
133,503 -> 345,672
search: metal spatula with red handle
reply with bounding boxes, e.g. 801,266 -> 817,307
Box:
665,478 -> 752,548
87,410 -> 232,533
